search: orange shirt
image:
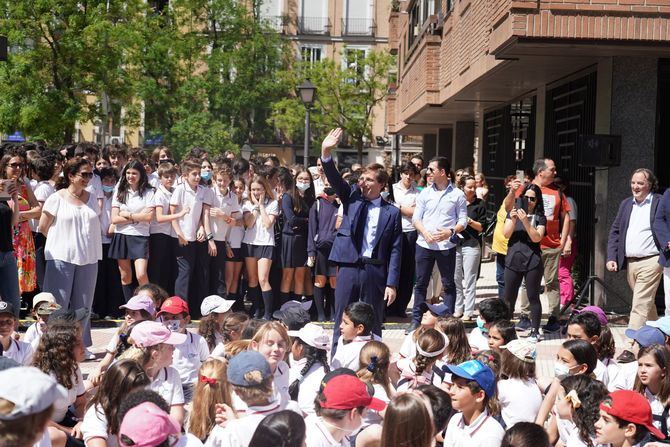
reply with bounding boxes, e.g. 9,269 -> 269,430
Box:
514,183 -> 570,249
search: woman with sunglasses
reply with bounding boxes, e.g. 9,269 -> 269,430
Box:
39,158 -> 102,350
0,152 -> 41,297
502,182 -> 546,342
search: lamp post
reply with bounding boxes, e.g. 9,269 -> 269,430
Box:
297,79 -> 316,166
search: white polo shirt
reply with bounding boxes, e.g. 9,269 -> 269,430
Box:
289,358 -> 327,416
170,183 -> 211,242
149,366 -> 185,406
304,415 -> 350,447
151,184 -> 175,236
204,401 -> 283,447
81,404 -> 117,447
112,187 -> 156,237
2,338 -> 34,366
330,335 -> 377,372
30,180 -> 56,232
210,187 -> 242,243
242,199 -> 279,247
443,410 -> 505,447
171,331 -> 210,385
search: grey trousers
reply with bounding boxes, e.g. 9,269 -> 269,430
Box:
455,242 -> 481,315
44,260 -> 98,346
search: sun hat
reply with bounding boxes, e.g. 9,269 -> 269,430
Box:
129,321 -> 187,348
200,295 -> 236,316
420,301 -> 451,317
119,402 -> 180,447
444,360 -> 496,397
600,390 -> 665,439
501,339 -> 537,363
288,323 -> 331,350
32,292 -> 56,310
226,351 -> 272,387
0,367 -> 67,420
320,375 -> 386,412
35,302 -> 62,316
120,295 -> 156,317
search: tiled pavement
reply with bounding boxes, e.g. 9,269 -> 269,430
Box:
25,259 -> 632,381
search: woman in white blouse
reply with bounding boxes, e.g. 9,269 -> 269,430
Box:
108,160 -> 156,301
39,158 -> 102,347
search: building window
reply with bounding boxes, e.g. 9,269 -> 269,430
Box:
300,46 -> 323,64
344,47 -> 369,83
342,0 -> 374,36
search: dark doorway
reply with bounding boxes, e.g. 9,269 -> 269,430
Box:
655,59 -> 670,192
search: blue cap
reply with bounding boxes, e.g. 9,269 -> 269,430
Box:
646,317 -> 670,337
420,302 -> 450,317
625,326 -> 666,347
444,360 -> 496,397
226,351 -> 272,387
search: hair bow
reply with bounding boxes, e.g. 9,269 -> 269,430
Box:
367,356 -> 379,373
564,389 -> 582,409
200,375 -> 218,385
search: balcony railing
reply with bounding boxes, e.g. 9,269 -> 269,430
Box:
298,16 -> 331,35
259,15 -> 287,33
341,18 -> 376,36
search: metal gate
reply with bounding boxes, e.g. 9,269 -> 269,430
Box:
544,72 -> 597,280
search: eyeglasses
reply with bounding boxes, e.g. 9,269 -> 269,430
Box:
78,172 -> 94,179
524,196 -> 537,202
427,167 -> 439,173
7,162 -> 23,169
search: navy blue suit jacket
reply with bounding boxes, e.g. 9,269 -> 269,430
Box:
607,193 -> 662,270
321,157 -> 402,288
653,189 -> 670,268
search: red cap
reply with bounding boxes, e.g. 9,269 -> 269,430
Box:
600,390 -> 665,440
157,296 -> 189,316
321,375 -> 386,412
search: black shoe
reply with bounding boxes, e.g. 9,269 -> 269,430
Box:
617,349 -> 636,364
515,315 -> 532,331
542,316 -> 561,333
406,322 -> 420,334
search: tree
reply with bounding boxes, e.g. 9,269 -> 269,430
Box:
270,49 -> 394,164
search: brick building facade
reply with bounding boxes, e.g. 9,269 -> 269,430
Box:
388,0 -> 670,308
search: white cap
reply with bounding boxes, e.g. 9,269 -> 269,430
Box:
32,292 -> 56,309
288,323 -> 331,351
0,367 -> 67,420
200,295 -> 235,316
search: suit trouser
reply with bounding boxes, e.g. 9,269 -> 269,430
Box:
148,233 -> 176,296
627,255 -> 662,329
412,245 -> 457,325
665,266 -> 670,317
332,263 -> 386,349
387,230 -> 417,316
175,243 -> 198,307
518,246 -> 562,318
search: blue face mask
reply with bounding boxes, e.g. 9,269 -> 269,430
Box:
476,316 -> 488,334
380,191 -> 390,200
102,185 -> 115,193
201,171 -> 212,182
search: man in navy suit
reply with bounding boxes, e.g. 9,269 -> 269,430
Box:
653,186 -> 670,317
320,128 -> 402,345
607,168 -> 663,330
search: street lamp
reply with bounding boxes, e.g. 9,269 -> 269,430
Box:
297,79 -> 316,166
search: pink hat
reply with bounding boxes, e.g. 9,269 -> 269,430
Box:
119,402 -> 180,447
120,295 -> 156,317
130,321 -> 187,348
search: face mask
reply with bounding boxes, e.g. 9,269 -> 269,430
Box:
476,316 -> 488,334
296,182 -> 310,192
380,191 -> 390,200
165,320 -> 181,332
554,361 -> 572,379
102,185 -> 115,193
200,171 -> 212,181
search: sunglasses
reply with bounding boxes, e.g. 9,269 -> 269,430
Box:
78,172 -> 94,179
524,196 -> 537,202
7,162 -> 23,169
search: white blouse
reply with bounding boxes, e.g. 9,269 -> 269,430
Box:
242,199 -> 279,246
112,187 -> 156,237
43,191 -> 102,265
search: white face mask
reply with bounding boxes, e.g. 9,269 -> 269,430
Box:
165,320 -> 181,332
296,182 -> 310,192
554,361 -> 572,379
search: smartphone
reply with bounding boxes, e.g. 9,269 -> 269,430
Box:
516,170 -> 525,183
0,179 -> 13,201
514,197 -> 528,213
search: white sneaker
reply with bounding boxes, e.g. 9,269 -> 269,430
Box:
84,349 -> 97,361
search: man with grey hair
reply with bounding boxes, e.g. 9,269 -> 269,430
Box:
607,168 -> 664,330
505,158 -> 571,333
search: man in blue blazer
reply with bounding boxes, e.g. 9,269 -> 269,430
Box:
607,168 -> 663,329
653,187 -> 670,315
320,128 -> 402,345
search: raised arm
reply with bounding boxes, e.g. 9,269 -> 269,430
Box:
320,128 -> 353,203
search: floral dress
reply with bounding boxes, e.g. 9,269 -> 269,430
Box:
12,183 -> 36,293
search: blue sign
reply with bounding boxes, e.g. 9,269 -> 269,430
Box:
6,131 -> 25,142
145,133 -> 164,146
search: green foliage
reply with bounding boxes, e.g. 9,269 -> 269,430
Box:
270,49 -> 394,163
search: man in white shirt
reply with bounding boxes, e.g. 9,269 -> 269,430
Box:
607,168 -> 664,330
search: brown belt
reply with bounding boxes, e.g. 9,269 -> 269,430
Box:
627,254 -> 658,262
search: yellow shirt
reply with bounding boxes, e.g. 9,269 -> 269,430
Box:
492,204 -> 509,255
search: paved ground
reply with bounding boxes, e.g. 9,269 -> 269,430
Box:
21,259 -> 632,381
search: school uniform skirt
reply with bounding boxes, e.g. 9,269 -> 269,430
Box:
226,247 -> 243,262
108,233 -> 150,260
242,243 -> 273,260
314,244 -> 337,277
281,233 -> 308,268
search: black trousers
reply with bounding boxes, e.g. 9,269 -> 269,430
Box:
503,263 -> 543,331
175,242 -> 198,313
208,240 -> 227,296
93,243 -> 124,318
148,233 -> 176,296
387,230 -> 417,317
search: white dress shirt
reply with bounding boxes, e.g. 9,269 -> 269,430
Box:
413,182 -> 468,251
361,197 -> 382,257
625,193 -> 659,258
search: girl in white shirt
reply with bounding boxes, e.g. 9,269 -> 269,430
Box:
81,359 -> 150,447
242,175 -> 279,320
356,340 -> 394,427
224,179 -> 246,309
109,160 -> 156,301
287,323 -> 331,416
395,328 -> 447,392
553,375 -> 608,447
250,322 -> 291,410
498,339 -> 542,427
634,344 -> 670,436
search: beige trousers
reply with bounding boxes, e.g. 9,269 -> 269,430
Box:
627,255 -> 663,330
519,246 -> 562,318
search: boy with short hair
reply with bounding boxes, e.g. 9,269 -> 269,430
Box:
170,159 -> 215,313
595,390 -> 665,447
566,311 -> 610,386
23,295 -> 61,351
468,298 -> 509,352
158,297 -> 209,402
205,351 -> 281,447
330,302 -> 376,371
0,302 -> 34,365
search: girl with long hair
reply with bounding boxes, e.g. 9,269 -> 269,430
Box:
242,175 -> 279,319
280,168 -> 315,306
81,359 -> 150,447
395,328 -> 448,391
435,316 -> 472,365
187,358 -> 233,442
357,340 -> 394,427
224,178 -> 246,310
250,321 -> 291,409
380,393 -> 435,447
498,339 -> 542,427
109,159 -> 156,301
210,312 -> 250,358
249,410 -> 306,447
286,323 -> 330,415
553,375 -> 608,447
634,344 -> 670,435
